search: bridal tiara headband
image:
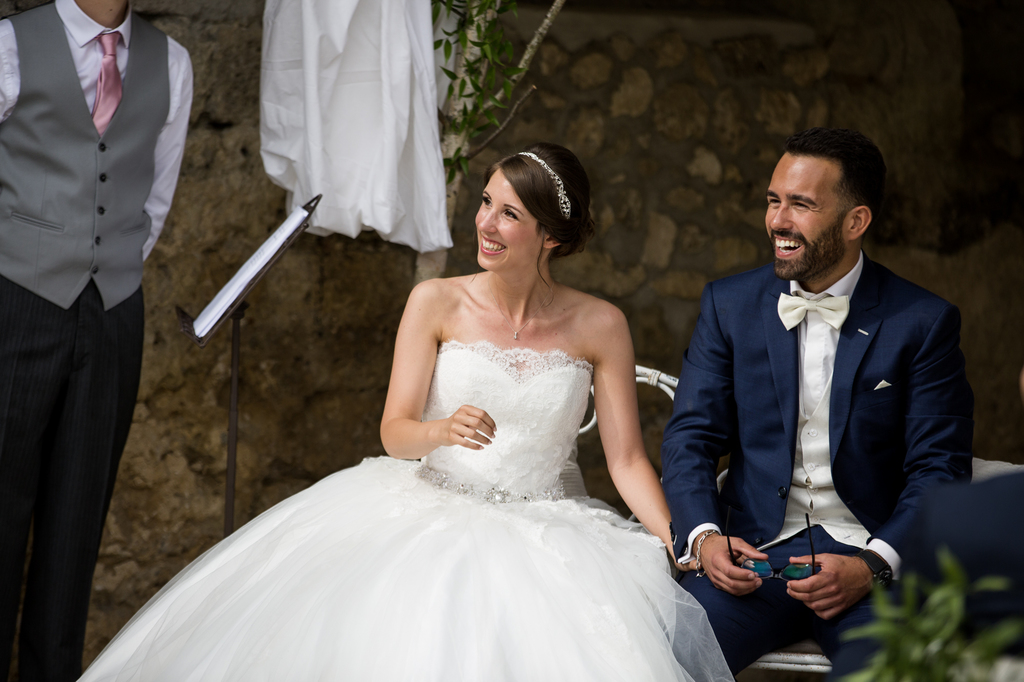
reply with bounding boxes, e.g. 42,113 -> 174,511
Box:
518,152 -> 572,219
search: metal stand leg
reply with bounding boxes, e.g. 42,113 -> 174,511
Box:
225,302 -> 249,537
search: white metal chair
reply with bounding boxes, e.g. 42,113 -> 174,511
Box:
578,365 -> 677,435
748,640 -> 831,674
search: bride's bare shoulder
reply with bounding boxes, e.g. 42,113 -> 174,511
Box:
404,276 -> 484,332
558,286 -> 628,332
552,286 -> 632,364
408,275 -> 477,307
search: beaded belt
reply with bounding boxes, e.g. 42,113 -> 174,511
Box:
416,465 -> 565,504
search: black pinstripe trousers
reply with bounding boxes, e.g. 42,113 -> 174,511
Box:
0,276 -> 143,682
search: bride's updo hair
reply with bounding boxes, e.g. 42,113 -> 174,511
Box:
484,142 -> 595,259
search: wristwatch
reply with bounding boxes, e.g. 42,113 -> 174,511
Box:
856,549 -> 893,587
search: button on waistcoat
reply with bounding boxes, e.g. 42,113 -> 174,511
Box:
0,3 -> 169,310
772,376 -> 871,548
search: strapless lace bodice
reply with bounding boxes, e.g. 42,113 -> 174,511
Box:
421,340 -> 593,496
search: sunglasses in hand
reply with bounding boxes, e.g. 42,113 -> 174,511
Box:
725,508 -> 819,582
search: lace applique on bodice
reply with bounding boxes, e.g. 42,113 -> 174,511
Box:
421,340 -> 593,496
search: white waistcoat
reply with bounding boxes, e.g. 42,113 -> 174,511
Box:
766,375 -> 871,549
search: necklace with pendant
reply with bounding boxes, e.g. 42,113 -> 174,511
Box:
488,278 -> 552,340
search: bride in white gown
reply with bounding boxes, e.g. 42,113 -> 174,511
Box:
79,143 -> 731,682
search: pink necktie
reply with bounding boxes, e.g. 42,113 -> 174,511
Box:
92,32 -> 122,136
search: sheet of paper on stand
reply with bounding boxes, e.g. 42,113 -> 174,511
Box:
193,203 -> 309,338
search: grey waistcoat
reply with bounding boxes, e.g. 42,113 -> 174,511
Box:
0,3 -> 169,310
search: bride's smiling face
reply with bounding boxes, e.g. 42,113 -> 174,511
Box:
476,169 -> 548,272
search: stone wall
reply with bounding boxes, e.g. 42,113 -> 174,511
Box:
0,0 -> 1020,674
450,2 -> 1024,512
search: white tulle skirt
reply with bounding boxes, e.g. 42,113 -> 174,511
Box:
80,458 -> 730,682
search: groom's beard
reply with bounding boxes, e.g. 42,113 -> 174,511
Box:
771,214 -> 845,285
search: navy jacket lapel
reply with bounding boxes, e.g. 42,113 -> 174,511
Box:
761,277 -> 799,459
830,256 -> 882,462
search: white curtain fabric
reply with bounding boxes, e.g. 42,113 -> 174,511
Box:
260,0 -> 451,253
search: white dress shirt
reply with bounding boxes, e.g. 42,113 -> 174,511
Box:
260,0 -> 451,253
682,251 -> 901,576
0,0 -> 192,259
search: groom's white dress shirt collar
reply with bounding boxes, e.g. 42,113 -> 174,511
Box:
789,250 -> 864,302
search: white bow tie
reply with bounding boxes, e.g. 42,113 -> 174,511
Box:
777,292 -> 850,331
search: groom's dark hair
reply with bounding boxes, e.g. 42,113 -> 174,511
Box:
785,127 -> 887,223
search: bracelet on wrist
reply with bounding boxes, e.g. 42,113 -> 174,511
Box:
693,530 -> 719,577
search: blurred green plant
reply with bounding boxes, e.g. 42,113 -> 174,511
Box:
843,547 -> 1024,682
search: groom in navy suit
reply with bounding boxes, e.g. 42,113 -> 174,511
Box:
661,127 -> 974,677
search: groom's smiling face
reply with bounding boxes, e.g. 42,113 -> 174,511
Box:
765,153 -> 855,292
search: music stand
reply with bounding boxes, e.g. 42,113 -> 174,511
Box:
176,194 -> 321,537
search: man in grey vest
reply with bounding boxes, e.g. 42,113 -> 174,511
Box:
0,0 -> 192,679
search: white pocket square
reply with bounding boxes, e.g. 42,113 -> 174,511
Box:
874,380 -> 892,390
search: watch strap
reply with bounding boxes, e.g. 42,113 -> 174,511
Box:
856,549 -> 886,573
856,548 -> 892,585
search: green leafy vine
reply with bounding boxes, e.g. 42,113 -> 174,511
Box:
415,0 -> 564,282
433,0 -> 525,183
